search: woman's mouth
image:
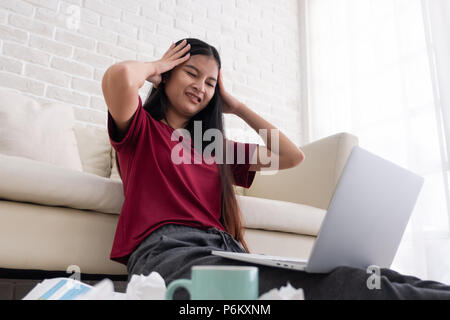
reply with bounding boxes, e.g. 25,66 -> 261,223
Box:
186,93 -> 200,104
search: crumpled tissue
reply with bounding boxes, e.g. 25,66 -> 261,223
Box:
125,272 -> 166,300
258,282 -> 305,300
76,271 -> 166,300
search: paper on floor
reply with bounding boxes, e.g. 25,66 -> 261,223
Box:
258,282 -> 305,300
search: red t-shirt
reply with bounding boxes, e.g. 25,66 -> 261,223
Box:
107,95 -> 258,265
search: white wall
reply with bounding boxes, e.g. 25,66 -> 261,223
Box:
0,0 -> 304,146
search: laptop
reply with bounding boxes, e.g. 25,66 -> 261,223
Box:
212,146 -> 424,273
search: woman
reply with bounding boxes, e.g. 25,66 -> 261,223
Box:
102,38 -> 450,300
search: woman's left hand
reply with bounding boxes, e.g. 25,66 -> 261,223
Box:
218,69 -> 243,115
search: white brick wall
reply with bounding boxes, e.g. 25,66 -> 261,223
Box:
0,0 -> 305,146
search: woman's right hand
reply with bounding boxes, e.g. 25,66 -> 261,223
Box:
146,39 -> 191,88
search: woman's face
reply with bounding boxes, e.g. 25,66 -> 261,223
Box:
164,54 -> 219,117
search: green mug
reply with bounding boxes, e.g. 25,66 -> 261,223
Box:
165,265 -> 259,300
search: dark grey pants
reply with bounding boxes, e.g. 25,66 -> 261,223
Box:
126,224 -> 450,300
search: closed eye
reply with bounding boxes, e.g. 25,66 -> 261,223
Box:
186,72 -> 215,87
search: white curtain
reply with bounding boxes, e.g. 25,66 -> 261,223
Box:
303,0 -> 450,283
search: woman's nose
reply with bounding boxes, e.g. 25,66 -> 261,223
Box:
192,80 -> 206,93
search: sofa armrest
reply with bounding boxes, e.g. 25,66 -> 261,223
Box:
0,153 -> 124,214
238,195 -> 326,236
245,132 -> 358,210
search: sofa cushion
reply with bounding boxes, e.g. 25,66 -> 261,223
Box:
244,229 -> 316,259
0,89 -> 82,172
74,123 -> 112,178
0,153 -> 124,214
237,195 -> 326,236
110,148 -> 121,181
0,200 -> 127,275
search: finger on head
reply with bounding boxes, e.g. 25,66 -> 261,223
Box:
176,42 -> 189,54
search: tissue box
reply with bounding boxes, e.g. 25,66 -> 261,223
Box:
22,278 -> 93,300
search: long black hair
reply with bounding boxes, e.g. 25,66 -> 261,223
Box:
114,38 -> 250,252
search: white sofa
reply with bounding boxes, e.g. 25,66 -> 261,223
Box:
0,89 -> 358,279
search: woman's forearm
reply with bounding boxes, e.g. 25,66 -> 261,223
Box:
234,103 -> 305,165
112,60 -> 157,89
